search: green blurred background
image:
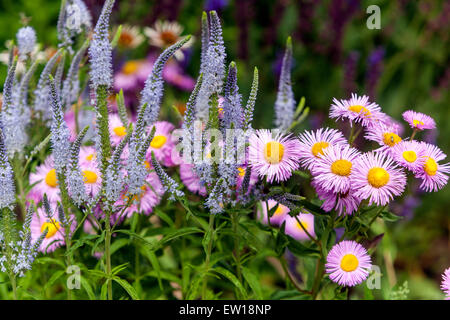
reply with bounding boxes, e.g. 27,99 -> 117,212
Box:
0,0 -> 448,299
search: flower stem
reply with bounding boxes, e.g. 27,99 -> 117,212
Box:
231,210 -> 242,297
201,214 -> 215,299
9,273 -> 17,300
105,211 -> 113,300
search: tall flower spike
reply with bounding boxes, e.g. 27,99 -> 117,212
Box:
183,73 -> 203,132
34,49 -> 64,121
200,11 -> 210,74
151,151 -> 184,201
139,35 -> 191,125
0,128 -> 16,210
105,128 -> 131,207
88,0 -> 115,90
126,104 -> 150,194
274,37 -> 296,132
18,59 -> 39,112
222,61 -> 243,130
243,67 -> 259,131
195,10 -> 226,123
1,57 -> 28,155
54,52 -> 66,97
67,126 -> 90,206
49,76 -> 71,175
16,26 -> 36,59
205,178 -> 225,214
62,39 -> 89,110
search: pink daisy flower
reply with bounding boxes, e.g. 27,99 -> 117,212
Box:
145,121 -> 179,167
297,128 -> 347,171
248,130 -> 301,183
415,143 -> 450,192
330,93 -> 386,127
391,140 -> 426,173
364,122 -> 403,153
109,113 -> 129,146
79,161 -> 102,198
402,110 -> 436,131
179,163 -> 207,196
117,172 -> 164,218
441,268 -> 450,300
326,240 -> 372,287
314,183 -> 360,216
257,199 -> 290,226
78,146 -> 98,167
28,156 -> 61,205
30,208 -> 76,253
351,152 -> 407,206
284,211 -> 315,241
312,144 -> 361,193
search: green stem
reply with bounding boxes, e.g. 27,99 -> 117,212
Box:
410,128 -> 418,141
9,273 -> 17,300
311,259 -> 325,300
231,210 -> 242,297
105,211 -> 113,300
201,214 -> 215,299
280,256 -> 311,295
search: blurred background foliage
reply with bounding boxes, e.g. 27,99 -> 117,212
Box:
0,0 -> 448,299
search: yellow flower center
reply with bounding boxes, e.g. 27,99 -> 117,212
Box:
296,220 -> 308,231
273,206 -> 284,216
367,167 -> 390,188
348,105 -> 371,117
113,126 -> 127,137
238,167 -> 246,177
424,157 -> 437,176
331,159 -> 352,176
382,132 -> 402,147
150,135 -> 167,149
122,61 -> 139,75
45,169 -> 58,188
413,119 -> 424,127
264,142 -> 284,164
144,161 -> 151,169
311,141 -> 329,157
119,31 -> 134,47
40,219 -> 61,239
86,153 -> 95,161
402,150 -> 417,163
340,254 -> 359,272
82,170 -> 98,184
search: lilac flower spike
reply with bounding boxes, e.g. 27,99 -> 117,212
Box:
49,76 -> 71,175
88,0 -> 115,90
139,35 -> 192,125
34,49 -> 64,121
222,61 -> 243,130
195,11 -> 226,123
0,127 -> 16,210
274,37 -> 296,132
16,26 -> 37,59
151,152 -> 184,201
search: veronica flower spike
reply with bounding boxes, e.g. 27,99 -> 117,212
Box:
326,241 -> 372,287
248,129 -> 302,183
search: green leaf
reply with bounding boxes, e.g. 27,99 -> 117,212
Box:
80,276 -> 96,300
242,267 -> 263,299
113,276 -> 140,300
213,267 -> 247,299
100,280 -> 109,300
287,237 -> 320,257
43,270 -> 65,292
270,289 -> 311,300
160,227 -> 203,245
381,211 -> 402,222
141,247 -> 163,290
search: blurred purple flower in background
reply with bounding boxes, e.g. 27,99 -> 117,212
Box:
365,47 -> 385,99
204,0 -> 228,12
343,51 -> 360,96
